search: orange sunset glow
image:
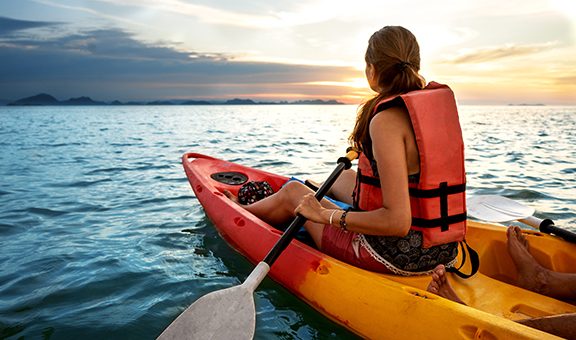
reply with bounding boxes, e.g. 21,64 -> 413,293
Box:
1,0 -> 574,105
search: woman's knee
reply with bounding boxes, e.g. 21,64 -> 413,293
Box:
281,180 -> 310,200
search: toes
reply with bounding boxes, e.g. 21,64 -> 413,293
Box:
508,226 -> 529,249
433,265 -> 446,281
433,264 -> 445,275
506,226 -> 513,239
427,281 -> 439,293
508,226 -> 521,243
517,230 -> 529,248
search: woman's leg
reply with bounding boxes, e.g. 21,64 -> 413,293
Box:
329,169 -> 357,205
226,181 -> 338,247
308,169 -> 357,205
233,181 -> 310,225
507,226 -> 576,300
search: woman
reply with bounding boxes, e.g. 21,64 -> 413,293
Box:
228,26 -> 467,275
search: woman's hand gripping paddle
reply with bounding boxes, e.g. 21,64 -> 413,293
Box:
467,195 -> 576,243
157,148 -> 358,340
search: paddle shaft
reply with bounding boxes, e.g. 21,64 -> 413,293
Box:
262,150 -> 357,265
520,216 -> 576,243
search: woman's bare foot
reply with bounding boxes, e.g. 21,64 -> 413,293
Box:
427,265 -> 465,305
506,226 -> 549,294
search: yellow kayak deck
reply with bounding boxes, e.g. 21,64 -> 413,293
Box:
387,221 -> 576,337
287,221 -> 576,339
455,221 -> 574,319
268,221 -> 576,340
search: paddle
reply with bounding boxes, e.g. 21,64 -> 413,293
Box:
467,195 -> 576,243
157,148 -> 358,340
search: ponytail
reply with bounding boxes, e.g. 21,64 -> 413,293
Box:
349,26 -> 426,156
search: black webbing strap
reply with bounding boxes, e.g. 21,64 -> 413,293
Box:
440,182 -> 448,231
358,176 -> 467,229
408,183 -> 466,198
411,181 -> 466,230
447,240 -> 480,279
357,172 -> 381,187
358,172 -> 468,229
374,96 -> 405,114
440,182 -> 449,231
359,175 -> 466,200
411,213 -> 467,228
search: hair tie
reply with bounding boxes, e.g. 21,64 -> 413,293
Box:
397,61 -> 411,72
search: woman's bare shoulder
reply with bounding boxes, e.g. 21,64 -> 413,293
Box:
370,106 -> 411,134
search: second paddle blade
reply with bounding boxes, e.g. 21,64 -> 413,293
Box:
157,284 -> 256,340
467,195 -> 535,223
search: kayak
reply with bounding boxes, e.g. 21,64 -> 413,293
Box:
182,152 -> 576,339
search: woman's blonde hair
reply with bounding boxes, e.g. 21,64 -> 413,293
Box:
350,26 -> 426,156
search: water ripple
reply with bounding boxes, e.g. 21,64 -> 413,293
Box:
0,105 -> 574,339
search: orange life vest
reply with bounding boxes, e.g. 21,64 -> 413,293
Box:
353,82 -> 467,248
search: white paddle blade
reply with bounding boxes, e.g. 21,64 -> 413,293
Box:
157,285 -> 256,340
467,195 -> 535,223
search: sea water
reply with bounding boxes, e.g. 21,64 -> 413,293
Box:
0,105 -> 574,339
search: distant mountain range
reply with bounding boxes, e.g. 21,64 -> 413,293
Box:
5,93 -> 344,106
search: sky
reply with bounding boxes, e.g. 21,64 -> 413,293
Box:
0,0 -> 574,105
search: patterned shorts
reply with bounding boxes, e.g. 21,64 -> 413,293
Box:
321,226 -> 458,276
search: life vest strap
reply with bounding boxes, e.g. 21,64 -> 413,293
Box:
447,240 -> 480,279
358,176 -> 467,231
357,171 -> 380,187
358,174 -> 466,199
409,183 -> 466,198
411,213 -> 467,228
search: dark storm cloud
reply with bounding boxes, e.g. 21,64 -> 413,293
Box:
0,16 -> 59,34
0,17 -> 357,101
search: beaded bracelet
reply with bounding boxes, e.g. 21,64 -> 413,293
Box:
339,209 -> 349,231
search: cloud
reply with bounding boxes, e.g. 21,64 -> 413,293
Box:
0,19 -> 358,101
89,0 -> 345,29
0,16 -> 58,34
33,0 -> 148,29
556,76 -> 576,85
444,42 -> 558,64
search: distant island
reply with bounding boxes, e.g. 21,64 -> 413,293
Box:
5,93 -> 344,106
507,103 -> 546,106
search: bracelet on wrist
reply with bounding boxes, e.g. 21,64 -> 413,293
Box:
339,209 -> 349,231
328,210 -> 338,225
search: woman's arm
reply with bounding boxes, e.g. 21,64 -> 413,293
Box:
295,108 -> 413,236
